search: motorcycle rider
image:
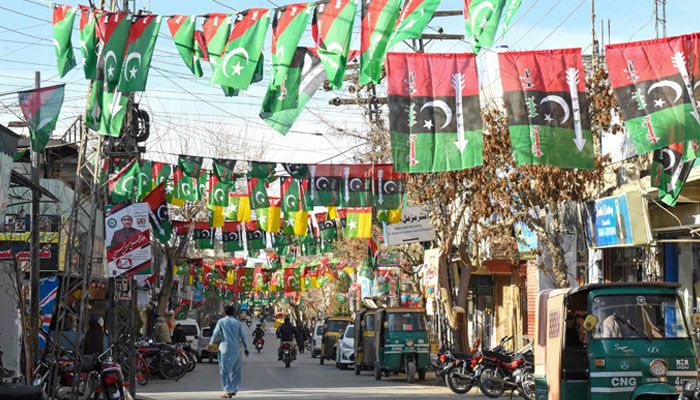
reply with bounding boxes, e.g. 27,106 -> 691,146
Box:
276,317 -> 298,361
252,323 -> 265,347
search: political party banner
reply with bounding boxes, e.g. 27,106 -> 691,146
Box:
0,214 -> 60,271
105,202 -> 152,277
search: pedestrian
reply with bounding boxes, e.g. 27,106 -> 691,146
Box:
172,323 -> 187,343
154,315 -> 171,343
207,305 -> 249,398
83,315 -> 105,356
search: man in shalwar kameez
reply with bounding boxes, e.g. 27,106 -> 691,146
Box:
207,305 -> 249,398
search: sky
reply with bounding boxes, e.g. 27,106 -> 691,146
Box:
0,0 -> 697,166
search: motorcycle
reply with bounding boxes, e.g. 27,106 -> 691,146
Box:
476,337 -> 534,400
254,338 -> 264,353
245,319 -> 252,328
137,341 -> 186,381
280,342 -> 294,368
442,350 -> 478,394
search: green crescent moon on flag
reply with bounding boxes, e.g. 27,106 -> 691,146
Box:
463,0 -> 506,54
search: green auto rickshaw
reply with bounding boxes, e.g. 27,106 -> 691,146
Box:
535,282 -> 698,400
373,308 -> 430,383
320,316 -> 352,365
354,309 -> 376,375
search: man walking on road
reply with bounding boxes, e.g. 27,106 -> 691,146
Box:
207,305 -> 249,398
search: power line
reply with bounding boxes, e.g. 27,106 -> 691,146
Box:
533,0 -> 587,49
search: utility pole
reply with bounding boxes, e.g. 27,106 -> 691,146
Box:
28,70 -> 41,377
591,0 -> 597,73
655,0 -> 667,39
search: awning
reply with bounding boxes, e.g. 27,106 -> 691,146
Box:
10,170 -> 60,203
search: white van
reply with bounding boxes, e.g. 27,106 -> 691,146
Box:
311,321 -> 324,358
175,318 -> 201,353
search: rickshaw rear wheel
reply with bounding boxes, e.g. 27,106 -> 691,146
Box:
374,362 -> 382,381
418,369 -> 426,381
354,362 -> 361,375
406,361 -> 416,383
320,356 -> 324,365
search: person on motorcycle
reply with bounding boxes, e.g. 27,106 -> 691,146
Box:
276,317 -> 298,361
252,323 -> 265,347
245,315 -> 251,327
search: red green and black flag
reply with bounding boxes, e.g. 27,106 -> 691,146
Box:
386,52 -> 483,172
316,212 -> 338,240
248,161 -> 277,179
311,0 -> 358,90
144,181 -> 173,244
245,221 -> 267,251
178,155 -> 203,178
359,0 -> 402,85
463,0 -> 506,54
18,84 -> 65,152
307,164 -> 340,206
373,164 -> 406,209
388,0 -> 441,48
213,158 -> 238,183
499,48 -> 594,169
606,34 -> 700,155
223,221 -> 245,252
261,48 -> 308,114
651,142 -> 698,206
211,9 -> 271,91
194,221 -> 216,249
173,221 -> 191,237
340,164 -> 373,207
167,15 -> 203,78
97,12 -> 132,92
271,3 -> 313,86
79,6 -> 100,79
119,15 -> 162,92
53,4 -> 77,78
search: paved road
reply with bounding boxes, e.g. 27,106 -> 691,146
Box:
137,323 -> 488,400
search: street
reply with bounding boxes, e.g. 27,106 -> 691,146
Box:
137,324 -> 487,400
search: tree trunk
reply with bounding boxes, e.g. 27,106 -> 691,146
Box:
157,249 -> 174,317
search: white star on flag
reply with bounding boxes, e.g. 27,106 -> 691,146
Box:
423,119 -> 434,130
231,62 -> 244,75
544,114 -> 554,123
654,98 -> 666,108
258,215 -> 267,226
129,66 -> 138,79
347,220 -> 358,231
286,217 -> 295,226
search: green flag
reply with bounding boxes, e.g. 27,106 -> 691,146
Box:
209,174 -> 229,207
108,159 -> 140,204
213,158 -> 239,183
388,0 -> 441,48
261,48 -> 306,114
98,12 -> 132,92
18,84 -> 65,152
311,0 -> 358,90
118,15 -> 162,92
79,6 -> 99,79
248,161 -> 276,179
248,177 -> 270,210
271,3 -> 313,86
502,0 -> 522,31
174,168 -> 197,202
52,4 -> 77,78
138,159 -> 153,200
153,162 -> 172,186
97,90 -> 128,137
651,142 -> 697,206
197,170 -> 209,201
463,0 -> 506,54
359,0 -> 402,85
211,9 -> 271,91
167,15 -> 203,78
178,155 -> 203,177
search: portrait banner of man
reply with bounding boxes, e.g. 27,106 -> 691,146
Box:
105,202 -> 152,277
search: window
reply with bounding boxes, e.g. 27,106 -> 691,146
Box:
387,313 -> 427,332
181,325 -> 199,336
592,294 -> 690,339
345,326 -> 354,339
365,314 -> 375,330
327,320 -> 349,333
315,325 -> 324,335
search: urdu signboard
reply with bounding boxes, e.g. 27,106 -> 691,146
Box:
581,191 -> 651,248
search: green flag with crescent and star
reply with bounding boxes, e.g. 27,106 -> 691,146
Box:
178,155 -> 203,178
463,0 -> 506,54
167,15 -> 203,78
248,177 -> 270,210
312,0 -> 358,90
138,159 -> 153,200
17,84 -> 65,152
271,3 -> 313,86
197,170 -> 209,201
79,6 -> 99,79
359,0 -> 402,86
174,168 -> 197,202
98,12 -> 132,92
209,174 -> 230,207
200,13 -> 240,96
53,4 -> 77,78
502,0 -> 522,31
118,14 -> 162,92
388,0 -> 441,49
211,9 -> 271,91
108,159 -> 140,204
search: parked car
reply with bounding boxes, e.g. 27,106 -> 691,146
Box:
335,324 -> 355,370
311,321 -> 324,358
175,318 -> 201,356
197,326 -> 217,362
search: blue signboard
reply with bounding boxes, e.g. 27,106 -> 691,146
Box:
582,193 -> 637,247
514,222 -> 537,253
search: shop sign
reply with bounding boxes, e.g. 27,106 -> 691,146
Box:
581,191 -> 651,248
0,214 -> 60,270
385,205 -> 436,245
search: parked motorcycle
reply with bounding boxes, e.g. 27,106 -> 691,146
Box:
280,342 -> 294,368
137,341 -> 186,381
475,337 -> 534,400
254,338 -> 264,353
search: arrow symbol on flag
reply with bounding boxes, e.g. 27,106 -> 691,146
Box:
343,167 -> 350,203
148,208 -> 165,235
377,169 -> 384,205
671,51 -> 700,125
451,74 -> 469,153
309,166 -> 317,200
566,68 -> 587,152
